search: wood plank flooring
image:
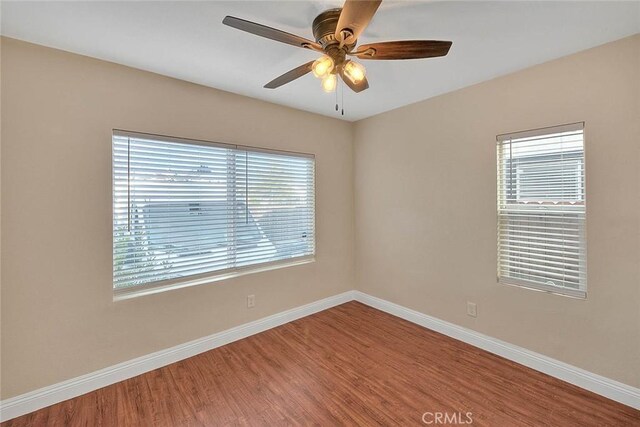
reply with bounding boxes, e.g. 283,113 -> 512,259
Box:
3,301 -> 639,426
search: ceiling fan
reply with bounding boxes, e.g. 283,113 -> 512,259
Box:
222,0 -> 452,94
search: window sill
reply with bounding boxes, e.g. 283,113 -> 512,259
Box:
113,256 -> 315,302
499,278 -> 586,299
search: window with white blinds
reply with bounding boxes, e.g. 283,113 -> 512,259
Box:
497,123 -> 586,298
113,131 -> 315,296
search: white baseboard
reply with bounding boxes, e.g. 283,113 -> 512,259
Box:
0,291 -> 356,422
2,289 -> 638,422
352,291 -> 640,410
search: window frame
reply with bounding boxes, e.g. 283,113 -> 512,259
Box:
496,122 -> 587,299
112,130 -> 316,301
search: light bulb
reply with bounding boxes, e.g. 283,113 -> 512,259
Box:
312,56 -> 334,78
321,74 -> 337,93
343,60 -> 366,84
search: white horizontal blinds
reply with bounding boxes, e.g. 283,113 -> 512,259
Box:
113,132 -> 315,290
235,150 -> 315,268
497,123 -> 586,297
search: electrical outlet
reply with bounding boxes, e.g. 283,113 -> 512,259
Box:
467,302 -> 477,318
247,294 -> 255,309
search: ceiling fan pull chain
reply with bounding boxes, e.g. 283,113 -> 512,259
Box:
341,79 -> 345,116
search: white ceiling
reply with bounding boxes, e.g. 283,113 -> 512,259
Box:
1,1 -> 639,121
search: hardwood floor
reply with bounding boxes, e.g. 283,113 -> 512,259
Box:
3,301 -> 639,426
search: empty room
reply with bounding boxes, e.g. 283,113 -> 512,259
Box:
1,1 -> 639,425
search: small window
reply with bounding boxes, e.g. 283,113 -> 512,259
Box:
112,131 -> 315,298
497,123 -> 586,298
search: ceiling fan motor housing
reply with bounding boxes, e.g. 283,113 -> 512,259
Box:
312,9 -> 356,50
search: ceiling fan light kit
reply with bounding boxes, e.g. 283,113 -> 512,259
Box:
223,0 -> 452,101
312,56 -> 364,93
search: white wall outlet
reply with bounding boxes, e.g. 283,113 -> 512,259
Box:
247,294 -> 255,309
467,302 -> 477,317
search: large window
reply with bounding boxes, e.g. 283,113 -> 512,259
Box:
497,123 -> 586,298
112,131 -> 315,297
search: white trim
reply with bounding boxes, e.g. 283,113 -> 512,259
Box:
113,257 -> 316,301
0,291 -> 355,422
352,291 -> 640,410
499,277 -> 586,299
2,290 -> 638,422
496,121 -> 584,142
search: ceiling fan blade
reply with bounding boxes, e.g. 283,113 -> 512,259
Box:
264,61 -> 315,89
335,0 -> 382,44
223,16 -> 322,51
351,40 -> 452,60
340,72 -> 369,93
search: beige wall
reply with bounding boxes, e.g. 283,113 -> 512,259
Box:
0,37 -> 354,398
354,34 -> 640,387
